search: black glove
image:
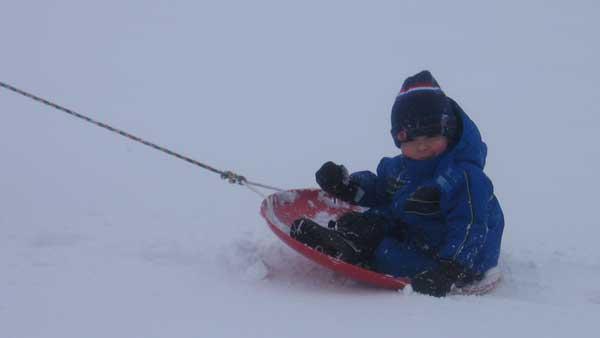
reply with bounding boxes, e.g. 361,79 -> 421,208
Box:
411,260 -> 468,297
316,161 -> 359,202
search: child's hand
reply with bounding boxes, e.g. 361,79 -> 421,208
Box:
316,161 -> 349,194
315,161 -> 362,203
411,260 -> 466,297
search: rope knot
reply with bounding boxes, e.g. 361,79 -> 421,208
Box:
221,171 -> 247,185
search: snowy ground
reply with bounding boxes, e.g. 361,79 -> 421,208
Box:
2,1 -> 600,337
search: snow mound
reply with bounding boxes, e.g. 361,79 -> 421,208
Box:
218,234 -> 270,281
218,229 -> 365,290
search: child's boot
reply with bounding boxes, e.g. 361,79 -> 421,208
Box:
290,218 -> 365,264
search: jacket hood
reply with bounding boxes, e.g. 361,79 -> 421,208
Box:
444,98 -> 487,170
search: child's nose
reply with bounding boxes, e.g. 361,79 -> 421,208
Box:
417,141 -> 429,151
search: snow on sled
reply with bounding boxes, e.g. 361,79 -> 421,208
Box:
260,188 -> 501,295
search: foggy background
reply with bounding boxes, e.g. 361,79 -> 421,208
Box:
2,1 -> 599,337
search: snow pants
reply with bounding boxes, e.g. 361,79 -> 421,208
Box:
372,237 -> 438,277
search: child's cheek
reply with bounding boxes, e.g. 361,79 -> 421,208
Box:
433,141 -> 448,156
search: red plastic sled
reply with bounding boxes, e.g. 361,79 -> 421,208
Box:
260,188 -> 410,289
260,188 -> 501,294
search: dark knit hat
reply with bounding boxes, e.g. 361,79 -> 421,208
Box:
390,70 -> 457,148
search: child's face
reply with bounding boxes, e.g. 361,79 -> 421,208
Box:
399,134 -> 449,160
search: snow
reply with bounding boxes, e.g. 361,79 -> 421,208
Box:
2,1 -> 600,337
313,211 -> 337,226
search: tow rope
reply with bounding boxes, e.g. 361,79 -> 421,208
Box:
0,81 -> 283,198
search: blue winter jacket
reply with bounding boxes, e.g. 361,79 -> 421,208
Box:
350,99 -> 504,275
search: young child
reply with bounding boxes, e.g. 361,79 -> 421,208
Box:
290,70 -> 504,297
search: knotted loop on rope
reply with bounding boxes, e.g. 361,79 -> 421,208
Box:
220,171 -> 247,185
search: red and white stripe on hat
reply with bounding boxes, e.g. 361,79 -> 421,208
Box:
397,83 -> 443,97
